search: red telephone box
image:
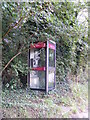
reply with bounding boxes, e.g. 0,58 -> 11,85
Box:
27,40 -> 56,93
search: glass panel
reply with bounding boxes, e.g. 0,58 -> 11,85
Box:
49,49 -> 55,67
48,70 -> 54,88
30,71 -> 45,89
30,48 -> 45,68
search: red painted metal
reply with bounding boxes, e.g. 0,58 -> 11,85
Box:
31,67 -> 46,71
49,43 -> 55,50
30,42 -> 46,48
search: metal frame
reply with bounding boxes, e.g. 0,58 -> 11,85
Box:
27,40 -> 56,93
48,40 -> 56,91
27,49 -> 30,89
46,40 -> 49,93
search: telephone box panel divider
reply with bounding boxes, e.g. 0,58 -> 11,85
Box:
27,40 -> 56,93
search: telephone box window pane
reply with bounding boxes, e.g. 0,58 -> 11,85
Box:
30,71 -> 45,89
49,49 -> 55,67
30,48 -> 45,68
48,70 -> 54,88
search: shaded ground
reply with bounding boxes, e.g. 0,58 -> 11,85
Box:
1,79 -> 88,118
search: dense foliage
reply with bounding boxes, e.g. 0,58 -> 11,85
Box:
2,2 -> 88,88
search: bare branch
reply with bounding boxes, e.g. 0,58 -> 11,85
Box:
2,51 -> 21,73
2,17 -> 23,40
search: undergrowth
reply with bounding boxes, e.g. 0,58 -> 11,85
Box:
1,79 -> 88,118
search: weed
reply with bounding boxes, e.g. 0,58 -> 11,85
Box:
2,81 -> 88,118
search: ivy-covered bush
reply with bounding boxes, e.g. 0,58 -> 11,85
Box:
2,2 -> 88,88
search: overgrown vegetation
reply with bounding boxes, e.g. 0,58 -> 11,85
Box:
2,78 -> 88,118
2,2 -> 88,87
1,1 -> 88,118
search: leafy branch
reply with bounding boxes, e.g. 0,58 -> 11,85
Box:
1,34 -> 34,74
